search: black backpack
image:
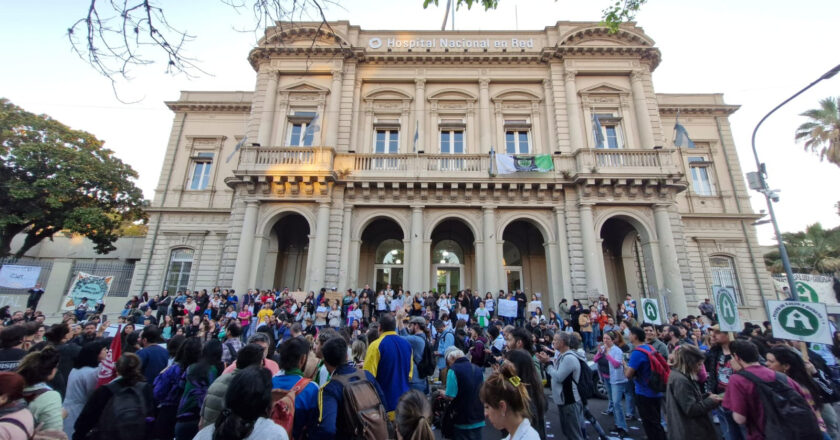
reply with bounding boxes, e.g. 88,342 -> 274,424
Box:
571,356 -> 595,401
416,336 -> 436,379
98,382 -> 150,440
736,370 -> 822,440
225,341 -> 239,364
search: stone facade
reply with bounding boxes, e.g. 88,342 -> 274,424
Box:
129,21 -> 775,321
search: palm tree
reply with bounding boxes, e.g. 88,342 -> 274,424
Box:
795,96 -> 840,167
764,223 -> 840,274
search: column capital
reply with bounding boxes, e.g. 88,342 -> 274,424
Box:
482,206 -> 497,213
553,206 -> 565,214
564,69 -> 578,81
332,70 -> 343,82
411,205 -> 424,212
244,199 -> 260,207
577,202 -> 595,209
343,205 -> 354,212
479,78 -> 490,89
542,78 -> 552,89
415,78 -> 426,89
318,201 -> 331,208
652,203 -> 673,211
630,70 -> 645,83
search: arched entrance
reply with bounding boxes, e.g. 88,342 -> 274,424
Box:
430,219 -> 475,295
502,220 -> 549,298
267,213 -> 310,290
359,218 -> 405,292
600,217 -> 655,306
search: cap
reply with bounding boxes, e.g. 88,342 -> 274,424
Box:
409,316 -> 426,326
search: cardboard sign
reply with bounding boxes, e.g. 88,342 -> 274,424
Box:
768,300 -> 832,344
323,290 -> 342,305
288,291 -> 308,304
498,299 -> 518,318
641,298 -> 662,324
713,286 -> 741,332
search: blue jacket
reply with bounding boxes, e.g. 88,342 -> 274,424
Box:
272,373 -> 320,440
137,344 -> 169,384
362,331 -> 413,414
312,364 -> 387,440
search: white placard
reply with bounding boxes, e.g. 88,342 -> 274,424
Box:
498,299 -> 518,318
102,323 -> 145,338
641,298 -> 662,324
0,265 -> 41,289
713,286 -> 741,332
773,275 -> 837,304
768,300 -> 832,344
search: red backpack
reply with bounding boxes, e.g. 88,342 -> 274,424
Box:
633,345 -> 669,393
270,378 -> 312,438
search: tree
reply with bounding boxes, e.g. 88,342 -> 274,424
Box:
764,223 -> 840,274
794,96 -> 840,167
0,98 -> 148,258
69,0 -> 646,85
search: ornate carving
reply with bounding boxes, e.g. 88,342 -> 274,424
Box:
630,70 -> 645,83
415,79 -> 426,89
479,78 -> 490,89
564,70 -> 578,82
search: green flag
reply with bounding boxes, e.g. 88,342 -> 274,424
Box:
495,154 -> 554,174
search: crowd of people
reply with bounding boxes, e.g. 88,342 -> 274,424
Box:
0,284 -> 835,440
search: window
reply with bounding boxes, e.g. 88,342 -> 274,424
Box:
594,113 -> 623,149
710,256 -> 743,304
375,239 -> 405,265
688,156 -> 715,196
433,240 -> 463,265
505,130 -> 530,154
375,129 -> 399,154
189,152 -> 214,190
287,111 -> 318,147
164,248 -> 194,294
440,130 -> 464,154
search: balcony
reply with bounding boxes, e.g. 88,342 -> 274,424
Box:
235,146 -> 681,181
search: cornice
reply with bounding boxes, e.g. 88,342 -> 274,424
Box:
659,104 -> 740,116
554,46 -> 661,71
165,101 -> 251,113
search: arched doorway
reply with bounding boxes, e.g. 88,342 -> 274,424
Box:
600,217 -> 654,306
502,220 -> 548,297
359,218 -> 405,292
269,214 -> 310,290
430,219 -> 475,295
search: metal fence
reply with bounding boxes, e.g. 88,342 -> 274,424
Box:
0,258 -> 53,296
70,261 -> 136,298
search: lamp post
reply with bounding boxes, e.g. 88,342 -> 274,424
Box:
748,63 -> 840,300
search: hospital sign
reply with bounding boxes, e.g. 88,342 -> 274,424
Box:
768,300 -> 832,344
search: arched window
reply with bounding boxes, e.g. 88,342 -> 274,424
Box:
375,239 -> 404,265
164,248 -> 194,294
709,255 -> 743,304
503,241 -> 522,266
433,240 -> 463,265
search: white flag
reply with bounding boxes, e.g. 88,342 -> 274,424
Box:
495,153 -> 517,175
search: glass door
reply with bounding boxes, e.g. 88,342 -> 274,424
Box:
435,265 -> 462,295
505,266 -> 523,293
375,265 -> 403,293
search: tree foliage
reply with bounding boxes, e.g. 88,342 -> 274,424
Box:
0,99 -> 148,258
795,96 -> 840,167
764,223 -> 840,274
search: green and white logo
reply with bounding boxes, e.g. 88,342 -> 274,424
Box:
713,286 -> 741,332
641,298 -> 662,324
778,306 -> 819,336
768,300 -> 831,344
795,281 -> 819,303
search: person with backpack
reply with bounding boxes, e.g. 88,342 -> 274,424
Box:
765,346 -> 829,439
174,340 -> 223,440
535,331 -> 583,440
194,366 -> 289,440
73,353 -> 154,440
665,344 -> 722,440
398,315 -> 431,394
363,313 -> 413,419
270,337 -> 320,440
439,347 -> 485,440
625,326 -> 667,440
17,346 -> 63,432
468,325 -> 488,369
434,320 -> 455,379
313,336 -> 388,440
723,340 -> 822,440
0,372 -> 35,439
199,344 -> 264,429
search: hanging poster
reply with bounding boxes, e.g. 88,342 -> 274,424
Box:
0,265 -> 41,289
62,272 -> 113,311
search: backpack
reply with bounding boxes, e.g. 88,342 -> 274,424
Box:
416,336 -> 436,379
224,342 -> 238,364
736,370 -> 822,440
332,370 -> 389,440
633,345 -> 669,393
569,355 -> 596,401
97,382 -> 150,440
270,377 -> 312,439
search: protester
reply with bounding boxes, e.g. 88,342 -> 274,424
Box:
363,313 -> 413,418
17,346 -> 62,431
395,389 -> 434,440
136,325 -> 168,383
505,349 -> 547,440
665,344 -> 722,440
272,337 -> 320,440
200,344 -> 264,429
766,346 -> 831,438
596,330 -> 629,438
537,332 -> 584,440
0,372 -> 34,439
480,362 -> 540,440
175,340 -> 223,440
0,326 -> 27,372
62,341 -> 107,439
625,326 -> 666,440
441,347 -> 486,440
398,315 -> 430,393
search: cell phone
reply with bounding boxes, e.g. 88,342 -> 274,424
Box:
102,315 -> 108,322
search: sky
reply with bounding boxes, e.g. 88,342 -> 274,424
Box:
1,0 -> 839,245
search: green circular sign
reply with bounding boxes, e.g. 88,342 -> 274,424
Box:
717,289 -> 737,326
795,281 -> 819,303
644,302 -> 658,321
778,305 -> 820,337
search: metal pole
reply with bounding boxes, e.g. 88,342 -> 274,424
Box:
750,63 -> 840,300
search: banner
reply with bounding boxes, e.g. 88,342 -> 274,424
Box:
641,298 -> 662,324
768,300 -> 832,344
0,265 -> 41,289
62,272 -> 113,311
495,153 -> 554,174
498,299 -> 518,318
773,274 -> 837,304
712,285 -> 741,332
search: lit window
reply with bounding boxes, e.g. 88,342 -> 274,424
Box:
433,240 -> 463,265
287,111 -> 318,146
375,239 -> 405,265
189,152 -> 213,190
688,156 -> 714,196
710,256 -> 743,304
164,248 -> 194,294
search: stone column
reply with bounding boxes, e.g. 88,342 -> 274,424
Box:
232,200 -> 259,294
326,70 -> 343,148
337,206 -> 353,289
630,70 -> 655,148
348,239 -> 361,289
409,206 -> 424,293
543,79 -> 559,153
563,69 -> 585,150
578,202 -> 604,295
474,240 -> 485,295
257,71 -> 279,147
479,78 -> 492,152
482,207 -> 499,292
309,202 -> 331,291
350,79 -> 362,151
553,207 -> 573,299
414,79 -> 426,152
653,204 -> 688,317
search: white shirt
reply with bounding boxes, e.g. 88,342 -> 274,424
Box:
376,295 -> 387,311
503,418 -> 540,440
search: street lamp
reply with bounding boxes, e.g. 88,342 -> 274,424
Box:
748,62 -> 840,300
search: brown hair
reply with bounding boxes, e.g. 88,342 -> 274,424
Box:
0,372 -> 26,402
479,362 -> 531,418
395,389 -> 434,440
116,353 -> 145,386
16,346 -> 60,386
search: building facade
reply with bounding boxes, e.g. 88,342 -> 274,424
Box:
130,21 -> 775,320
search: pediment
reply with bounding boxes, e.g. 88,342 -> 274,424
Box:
280,81 -> 329,93
491,88 -> 541,102
364,88 -> 412,101
560,26 -> 654,47
579,82 -> 631,95
262,25 -> 350,49
428,89 -> 477,101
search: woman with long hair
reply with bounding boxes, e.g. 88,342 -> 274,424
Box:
569,299 -> 582,333
766,347 -> 831,439
0,372 -> 34,439
16,346 -> 62,431
395,389 -> 433,440
480,362 -> 540,440
62,340 -> 107,438
665,344 -> 721,440
504,349 -> 547,440
153,336 -> 201,440
74,353 -> 154,440
174,339 -> 223,439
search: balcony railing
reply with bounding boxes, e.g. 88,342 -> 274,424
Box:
236,146 -> 680,179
